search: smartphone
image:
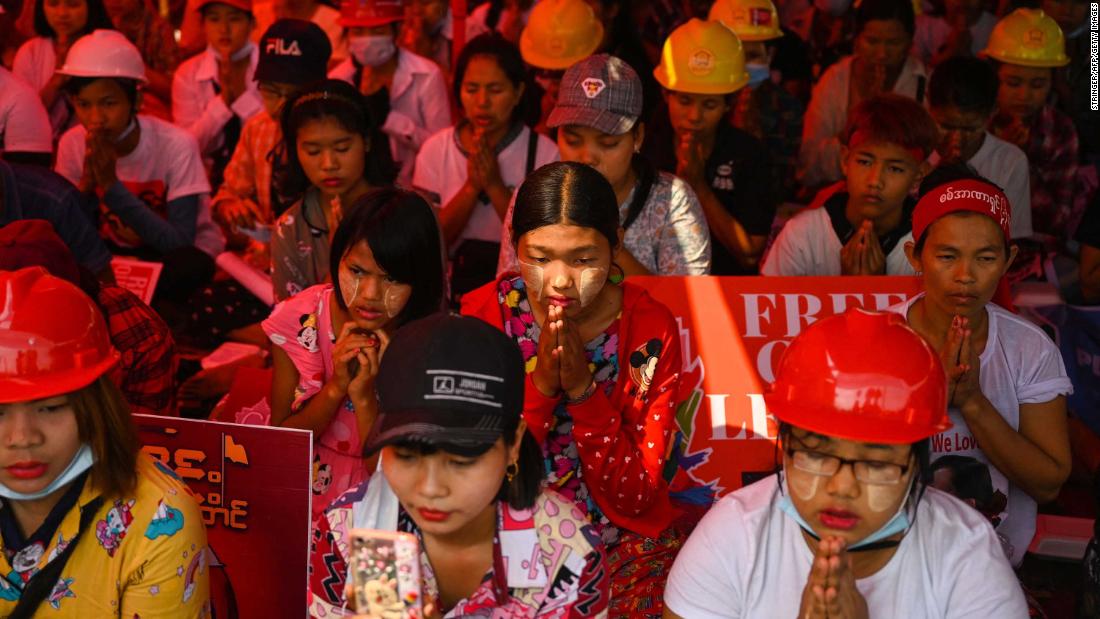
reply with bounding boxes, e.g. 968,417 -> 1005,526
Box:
348,529 -> 423,619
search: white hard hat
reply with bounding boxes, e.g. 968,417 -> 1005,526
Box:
57,30 -> 147,83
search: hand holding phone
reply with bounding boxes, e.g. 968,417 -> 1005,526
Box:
348,529 -> 424,619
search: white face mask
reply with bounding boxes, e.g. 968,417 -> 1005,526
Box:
349,34 -> 396,68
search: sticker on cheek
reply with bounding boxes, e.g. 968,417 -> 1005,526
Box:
383,284 -> 411,318
518,261 -> 545,301
339,270 -> 360,308
788,473 -> 820,501
864,482 -> 900,513
577,267 -> 607,307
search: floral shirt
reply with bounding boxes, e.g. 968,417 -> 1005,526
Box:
0,454 -> 209,616
499,172 -> 712,275
497,276 -> 624,545
309,478 -> 609,618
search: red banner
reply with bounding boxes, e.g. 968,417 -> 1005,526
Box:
134,414 -> 313,617
633,276 -> 923,497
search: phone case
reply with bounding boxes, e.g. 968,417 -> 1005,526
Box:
348,529 -> 424,619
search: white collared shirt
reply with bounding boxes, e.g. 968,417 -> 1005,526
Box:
330,49 -> 452,185
171,43 -> 263,160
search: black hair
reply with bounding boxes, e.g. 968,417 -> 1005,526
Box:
388,420 -> 545,511
329,188 -> 445,325
452,32 -> 537,125
929,455 -> 994,505
623,153 -> 657,230
855,0 -> 915,37
511,161 -> 620,250
273,79 -> 396,204
62,76 -> 140,110
34,0 -> 113,38
914,163 -> 1010,255
928,56 -> 998,116
776,422 -> 932,505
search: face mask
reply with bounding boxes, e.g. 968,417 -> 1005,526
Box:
349,35 -> 396,68
114,118 -> 138,144
0,444 -> 95,501
746,62 -> 771,88
776,476 -> 913,551
229,40 -> 254,62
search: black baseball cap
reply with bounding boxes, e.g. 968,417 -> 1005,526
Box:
364,313 -> 525,456
255,19 -> 332,85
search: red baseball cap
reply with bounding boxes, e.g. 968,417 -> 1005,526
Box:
339,0 -> 403,27
0,219 -> 81,285
196,0 -> 252,14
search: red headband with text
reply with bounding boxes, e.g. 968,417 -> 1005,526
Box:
912,179 -> 1012,244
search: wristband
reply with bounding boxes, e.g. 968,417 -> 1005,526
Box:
565,378 -> 597,406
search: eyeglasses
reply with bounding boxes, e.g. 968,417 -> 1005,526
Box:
785,440 -> 911,486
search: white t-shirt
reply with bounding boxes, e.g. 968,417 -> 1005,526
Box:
799,55 -> 929,188
927,133 -> 1033,239
11,36 -> 72,139
760,205 -> 915,276
329,50 -> 452,186
664,475 -> 1029,619
412,124 -> 558,248
55,115 -> 224,256
889,295 -> 1072,566
0,66 -> 52,154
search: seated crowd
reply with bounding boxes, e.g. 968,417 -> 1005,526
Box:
0,0 -> 1096,615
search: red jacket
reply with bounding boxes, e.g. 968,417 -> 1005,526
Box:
462,276 -> 682,538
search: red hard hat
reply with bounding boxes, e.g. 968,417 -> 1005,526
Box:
0,267 -> 120,403
764,309 -> 950,444
339,0 -> 403,27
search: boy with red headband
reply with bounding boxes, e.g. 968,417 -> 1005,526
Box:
762,94 -> 936,276
895,166 -> 1072,567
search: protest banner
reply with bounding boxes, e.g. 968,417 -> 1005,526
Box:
633,276 -> 923,497
135,414 -> 312,617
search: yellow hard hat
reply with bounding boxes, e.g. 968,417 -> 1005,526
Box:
519,0 -> 604,71
654,18 -> 749,95
980,8 -> 1069,68
708,0 -> 782,42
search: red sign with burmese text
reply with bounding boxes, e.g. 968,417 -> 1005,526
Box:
633,276 -> 923,497
134,414 -> 313,618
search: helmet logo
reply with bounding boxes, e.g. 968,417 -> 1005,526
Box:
265,38 -> 302,56
1025,28 -> 1044,46
547,36 -> 566,55
749,7 -> 772,26
581,78 -> 606,98
688,48 -> 715,76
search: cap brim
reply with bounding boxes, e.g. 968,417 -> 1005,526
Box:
362,410 -> 505,456
547,106 -> 637,135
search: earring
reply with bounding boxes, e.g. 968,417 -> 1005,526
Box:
506,461 -> 519,482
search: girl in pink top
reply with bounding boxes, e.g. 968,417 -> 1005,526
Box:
262,188 -> 445,517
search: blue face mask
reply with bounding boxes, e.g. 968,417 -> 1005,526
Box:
0,444 -> 95,501
776,477 -> 912,551
745,62 -> 771,88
